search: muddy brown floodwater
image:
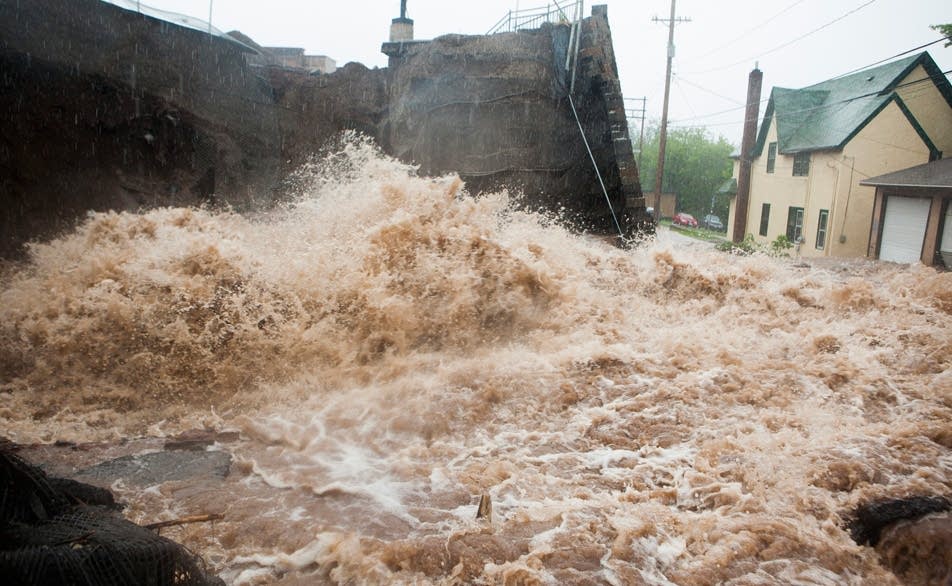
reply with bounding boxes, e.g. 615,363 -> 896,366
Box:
2,139 -> 950,585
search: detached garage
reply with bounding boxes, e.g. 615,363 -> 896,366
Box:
864,158 -> 952,268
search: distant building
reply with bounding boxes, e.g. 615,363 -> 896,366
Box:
727,51 -> 952,260
226,31 -> 336,74
645,192 -> 677,219
259,47 -> 336,74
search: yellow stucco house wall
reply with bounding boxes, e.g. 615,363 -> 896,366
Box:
727,52 -> 952,258
898,63 -> 952,155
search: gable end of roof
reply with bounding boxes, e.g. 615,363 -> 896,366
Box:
839,93 -> 939,157
883,52 -> 952,110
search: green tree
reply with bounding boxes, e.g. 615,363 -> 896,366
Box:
932,24 -> 952,47
636,122 -> 735,221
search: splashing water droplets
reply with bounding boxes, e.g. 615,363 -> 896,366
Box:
2,136 -> 950,584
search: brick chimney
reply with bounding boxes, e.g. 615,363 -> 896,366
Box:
732,65 -> 762,243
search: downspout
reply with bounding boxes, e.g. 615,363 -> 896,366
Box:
826,158 -> 840,257
568,2 -> 583,95
838,156 -> 856,247
802,152 -> 814,251
565,8 -> 578,73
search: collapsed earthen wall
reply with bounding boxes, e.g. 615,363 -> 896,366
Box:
384,9 -> 645,232
0,1 -> 643,257
0,0 -> 284,256
266,63 -> 388,172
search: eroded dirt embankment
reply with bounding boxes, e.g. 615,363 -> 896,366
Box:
2,0 -> 646,258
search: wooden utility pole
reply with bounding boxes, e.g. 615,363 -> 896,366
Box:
652,0 -> 690,220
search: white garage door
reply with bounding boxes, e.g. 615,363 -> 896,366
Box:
879,196 -> 931,263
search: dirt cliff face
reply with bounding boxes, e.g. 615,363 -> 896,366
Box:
266,63 -> 389,172
385,29 -> 578,204
0,0 -> 285,257
384,19 -> 644,233
1,50 -> 218,257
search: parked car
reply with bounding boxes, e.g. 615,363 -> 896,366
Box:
672,212 -> 698,228
702,214 -> 724,231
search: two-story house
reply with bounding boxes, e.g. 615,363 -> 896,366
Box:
727,51 -> 952,259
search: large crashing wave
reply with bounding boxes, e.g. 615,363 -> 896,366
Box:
2,136 -> 951,584
0,136 -> 573,408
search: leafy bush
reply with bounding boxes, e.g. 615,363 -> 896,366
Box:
770,234 -> 794,255
716,234 -> 795,257
716,234 -> 757,255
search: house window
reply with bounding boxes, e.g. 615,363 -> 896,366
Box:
793,152 -> 810,176
759,203 -> 770,236
816,210 -> 830,250
815,209 -> 829,249
767,142 -> 777,173
786,206 -> 804,243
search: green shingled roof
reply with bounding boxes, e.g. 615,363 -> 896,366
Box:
752,52 -> 950,157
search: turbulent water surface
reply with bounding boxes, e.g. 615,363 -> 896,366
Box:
2,141 -> 950,585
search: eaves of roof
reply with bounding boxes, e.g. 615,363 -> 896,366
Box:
860,156 -> 952,188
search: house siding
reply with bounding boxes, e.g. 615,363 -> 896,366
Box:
732,101 -> 931,257
744,116 -> 810,247
895,64 -> 952,155
802,151 -> 838,252
831,100 -> 932,256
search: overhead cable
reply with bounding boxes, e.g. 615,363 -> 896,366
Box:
692,0 -> 809,60
667,41 -> 948,125
672,74 -> 745,105
830,37 -> 949,79
685,0 -> 880,75
669,69 -> 952,129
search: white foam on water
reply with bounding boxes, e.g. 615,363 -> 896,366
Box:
2,137 -> 949,584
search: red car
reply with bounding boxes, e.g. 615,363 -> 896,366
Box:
672,212 -> 698,228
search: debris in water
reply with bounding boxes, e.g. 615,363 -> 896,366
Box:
846,495 -> 951,546
475,493 -> 492,524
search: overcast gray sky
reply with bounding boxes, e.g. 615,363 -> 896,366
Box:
132,0 -> 951,145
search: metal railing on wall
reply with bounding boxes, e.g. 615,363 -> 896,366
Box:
101,0 -> 227,38
487,0 -> 583,35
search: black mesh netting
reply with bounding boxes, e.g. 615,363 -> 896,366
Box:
1,442 -> 223,586
847,495 -> 952,546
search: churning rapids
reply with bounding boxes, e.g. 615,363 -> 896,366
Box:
1,139 -> 950,585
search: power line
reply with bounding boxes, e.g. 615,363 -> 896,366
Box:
668,41 -> 947,125
692,0 -> 808,60
672,74 -> 744,105
669,69 -> 952,130
667,101 -> 757,125
673,77 -> 697,117
686,0 -> 880,75
830,37 -> 948,80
